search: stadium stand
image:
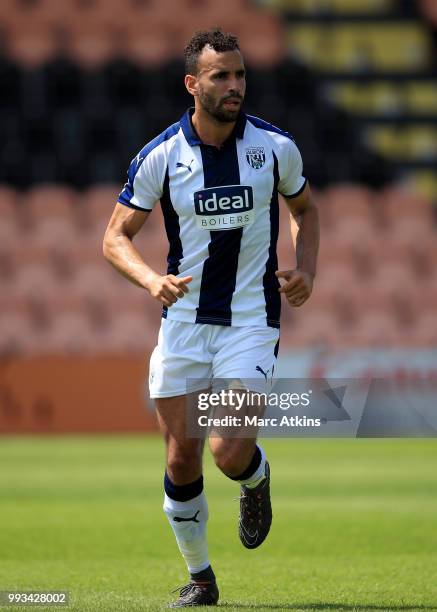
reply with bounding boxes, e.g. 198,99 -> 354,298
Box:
270,0 -> 437,201
0,0 -> 436,358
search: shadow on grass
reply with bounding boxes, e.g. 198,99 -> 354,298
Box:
218,604 -> 437,611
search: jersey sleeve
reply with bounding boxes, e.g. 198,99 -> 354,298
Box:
118,147 -> 164,211
277,138 -> 307,198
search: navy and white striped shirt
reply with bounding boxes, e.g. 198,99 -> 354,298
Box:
118,108 -> 306,328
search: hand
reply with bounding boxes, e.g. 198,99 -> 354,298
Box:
275,269 -> 313,307
147,274 -> 193,308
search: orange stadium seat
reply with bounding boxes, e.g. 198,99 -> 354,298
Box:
22,217 -> 77,252
66,20 -> 118,68
419,0 -> 437,26
81,226 -> 111,262
0,0 -> 66,28
232,12 -> 286,67
83,186 -> 165,235
102,281 -> 160,317
423,281 -> 437,309
81,185 -> 120,230
12,261 -> 70,302
25,185 -> 77,225
403,309 -> 437,347
134,229 -> 169,270
330,214 -> 379,251
64,0 -> 126,27
388,213 -> 437,248
5,21 -> 58,67
0,186 -> 19,213
13,236 -> 79,286
124,17 -> 179,67
0,246 -> 18,285
3,0 -> 124,33
359,237 -> 417,283
82,236 -> 166,288
370,234 -> 412,262
352,279 -> 417,329
381,185 -> 433,223
101,310 -> 157,354
325,184 -> 374,224
156,0 -> 250,29
316,258 -> 360,290
319,232 -> 380,280
0,188 -> 20,248
188,0 -> 249,12
0,311 -> 38,357
44,310 -> 97,355
22,187 -> 79,247
366,259 -> 411,293
0,0 -> 22,28
82,222 -> 164,270
320,222 -> 380,264
129,0 -> 191,19
329,211 -> 376,241
351,309 -> 402,347
404,239 -> 437,282
77,185 -> 120,246
327,216 -> 380,249
175,13 -> 247,52
280,308 -> 344,349
339,280 -> 396,315
69,262 -> 120,298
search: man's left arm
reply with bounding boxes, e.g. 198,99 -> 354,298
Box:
276,182 -> 320,308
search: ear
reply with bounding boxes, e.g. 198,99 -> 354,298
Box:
185,74 -> 198,97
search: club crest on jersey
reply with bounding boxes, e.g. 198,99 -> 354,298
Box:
193,185 -> 254,231
246,147 -> 265,169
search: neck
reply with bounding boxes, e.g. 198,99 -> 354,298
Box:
191,105 -> 236,148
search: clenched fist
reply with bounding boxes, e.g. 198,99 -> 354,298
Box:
147,274 -> 193,308
275,269 -> 313,307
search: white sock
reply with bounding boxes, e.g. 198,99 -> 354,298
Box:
163,491 -> 210,574
239,445 -> 267,489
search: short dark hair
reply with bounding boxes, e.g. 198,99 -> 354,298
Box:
184,28 -> 240,75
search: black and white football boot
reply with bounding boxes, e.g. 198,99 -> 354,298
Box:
238,461 -> 272,549
169,580 -> 219,608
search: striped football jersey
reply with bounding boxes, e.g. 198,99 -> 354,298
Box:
118,108 -> 307,328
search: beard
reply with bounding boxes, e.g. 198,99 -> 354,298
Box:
197,86 -> 243,123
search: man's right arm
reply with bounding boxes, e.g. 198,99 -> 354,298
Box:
103,203 -> 192,308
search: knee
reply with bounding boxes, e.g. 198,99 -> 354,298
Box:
167,442 -> 202,483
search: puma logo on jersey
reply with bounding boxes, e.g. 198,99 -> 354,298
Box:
176,159 -> 194,173
256,365 -> 270,381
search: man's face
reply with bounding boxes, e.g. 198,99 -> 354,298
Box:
191,47 -> 246,123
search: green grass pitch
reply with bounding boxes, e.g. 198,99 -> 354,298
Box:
0,436 -> 436,611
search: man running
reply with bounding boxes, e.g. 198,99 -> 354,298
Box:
103,28 -> 319,608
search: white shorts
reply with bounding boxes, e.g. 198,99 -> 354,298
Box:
149,319 -> 280,399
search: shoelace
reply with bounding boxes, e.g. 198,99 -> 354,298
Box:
170,581 -> 212,596
236,490 -> 267,525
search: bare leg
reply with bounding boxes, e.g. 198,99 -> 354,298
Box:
155,393 -> 204,484
208,391 -> 264,477
208,436 -> 257,478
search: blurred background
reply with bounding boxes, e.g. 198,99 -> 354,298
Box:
0,0 -> 436,432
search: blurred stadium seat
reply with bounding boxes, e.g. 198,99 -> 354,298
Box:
418,0 -> 437,26
1,0 -> 436,361
287,23 -> 431,73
